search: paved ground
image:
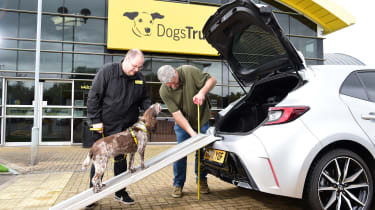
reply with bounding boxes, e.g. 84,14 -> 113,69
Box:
0,145 -> 304,209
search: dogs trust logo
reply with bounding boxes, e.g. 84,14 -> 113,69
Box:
123,11 -> 164,37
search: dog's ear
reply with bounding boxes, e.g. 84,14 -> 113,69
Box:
123,12 -> 139,20
151,12 -> 164,20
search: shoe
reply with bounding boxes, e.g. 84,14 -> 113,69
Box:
85,202 -> 98,209
199,180 -> 210,194
171,186 -> 183,198
114,192 -> 135,205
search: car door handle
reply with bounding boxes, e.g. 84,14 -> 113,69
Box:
361,112 -> 375,120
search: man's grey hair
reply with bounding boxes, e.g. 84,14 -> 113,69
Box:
125,48 -> 144,60
157,65 -> 176,83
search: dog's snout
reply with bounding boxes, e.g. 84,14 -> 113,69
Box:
145,28 -> 150,33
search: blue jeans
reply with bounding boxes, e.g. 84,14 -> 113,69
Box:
173,122 -> 209,188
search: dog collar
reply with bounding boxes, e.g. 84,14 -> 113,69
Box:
129,128 -> 138,145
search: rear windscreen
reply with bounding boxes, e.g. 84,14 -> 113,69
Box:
232,25 -> 286,70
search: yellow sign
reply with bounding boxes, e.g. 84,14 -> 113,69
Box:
108,0 -> 219,56
134,80 -> 143,85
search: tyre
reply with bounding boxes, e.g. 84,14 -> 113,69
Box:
305,149 -> 373,210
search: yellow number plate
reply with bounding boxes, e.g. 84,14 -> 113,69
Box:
204,149 -> 226,164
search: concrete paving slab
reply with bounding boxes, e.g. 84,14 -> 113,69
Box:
0,145 -> 304,209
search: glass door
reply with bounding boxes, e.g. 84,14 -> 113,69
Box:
40,80 -> 72,145
5,79 -> 35,145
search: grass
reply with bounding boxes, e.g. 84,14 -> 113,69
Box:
0,164 -> 9,172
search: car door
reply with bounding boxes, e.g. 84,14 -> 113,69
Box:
340,70 -> 375,143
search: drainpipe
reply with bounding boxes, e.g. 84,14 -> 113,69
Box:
31,0 -> 42,165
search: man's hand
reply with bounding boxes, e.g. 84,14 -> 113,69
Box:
91,123 -> 103,133
193,92 -> 206,106
193,77 -> 216,106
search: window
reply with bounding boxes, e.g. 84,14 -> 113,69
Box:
40,52 -> 62,72
0,50 -> 17,70
340,72 -> 368,101
19,13 -> 36,39
358,72 -> 375,102
20,0 -> 37,11
0,11 -> 18,37
290,37 -> 323,59
42,15 -> 63,41
7,80 -> 34,105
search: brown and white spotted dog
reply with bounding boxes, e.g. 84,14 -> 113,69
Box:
82,103 -> 161,193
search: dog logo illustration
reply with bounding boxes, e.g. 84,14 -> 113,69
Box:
123,12 -> 164,37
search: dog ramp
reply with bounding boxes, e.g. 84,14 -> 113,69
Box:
50,134 -> 220,210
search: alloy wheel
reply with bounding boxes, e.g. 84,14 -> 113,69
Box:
318,156 -> 370,210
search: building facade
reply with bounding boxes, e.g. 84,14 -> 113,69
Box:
0,0 -> 351,145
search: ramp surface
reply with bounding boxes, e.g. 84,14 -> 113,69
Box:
50,134 -> 220,210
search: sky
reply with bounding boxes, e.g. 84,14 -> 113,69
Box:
324,0 -> 375,66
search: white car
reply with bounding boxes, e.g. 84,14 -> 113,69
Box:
202,1 -> 375,209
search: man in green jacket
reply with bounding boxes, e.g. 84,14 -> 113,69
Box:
157,64 -> 217,198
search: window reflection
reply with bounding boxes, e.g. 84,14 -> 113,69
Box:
290,37 -> 322,59
290,14 -> 317,36
0,50 -> 17,70
20,0 -> 37,11
73,54 -> 103,74
146,83 -> 163,104
40,52 -> 62,72
42,0 -> 64,13
42,118 -> 71,142
64,18 -> 105,43
274,13 -> 289,34
6,118 -> 33,142
0,11 -> 18,37
74,80 -> 91,106
7,80 -> 34,105
18,51 -> 35,71
189,60 -> 222,83
73,118 -> 84,143
0,0 -> 18,9
42,15 -> 63,41
140,58 -> 152,81
0,78 -> 2,105
19,13 -> 36,39
65,0 -> 105,17
43,82 -> 72,106
19,41 -> 36,50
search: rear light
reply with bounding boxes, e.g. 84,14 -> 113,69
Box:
266,106 -> 309,125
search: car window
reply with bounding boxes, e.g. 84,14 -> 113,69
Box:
232,25 -> 287,70
340,72 -> 368,101
358,71 -> 375,102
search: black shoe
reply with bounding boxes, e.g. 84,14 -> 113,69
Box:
114,192 -> 135,205
85,202 -> 98,209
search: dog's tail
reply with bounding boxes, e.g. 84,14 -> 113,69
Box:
82,150 -> 92,170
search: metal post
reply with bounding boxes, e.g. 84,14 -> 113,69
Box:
31,0 -> 43,165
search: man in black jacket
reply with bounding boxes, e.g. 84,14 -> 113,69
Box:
86,48 -> 151,208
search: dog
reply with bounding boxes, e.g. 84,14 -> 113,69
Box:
123,11 -> 164,37
82,103 -> 161,193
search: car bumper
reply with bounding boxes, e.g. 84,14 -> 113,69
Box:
204,119 -> 320,198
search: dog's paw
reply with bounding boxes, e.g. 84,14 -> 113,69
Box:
93,187 -> 100,193
129,168 -> 136,173
141,164 -> 146,170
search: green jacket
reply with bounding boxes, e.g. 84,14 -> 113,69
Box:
160,65 -> 211,130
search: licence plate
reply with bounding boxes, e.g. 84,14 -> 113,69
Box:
204,149 -> 226,164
